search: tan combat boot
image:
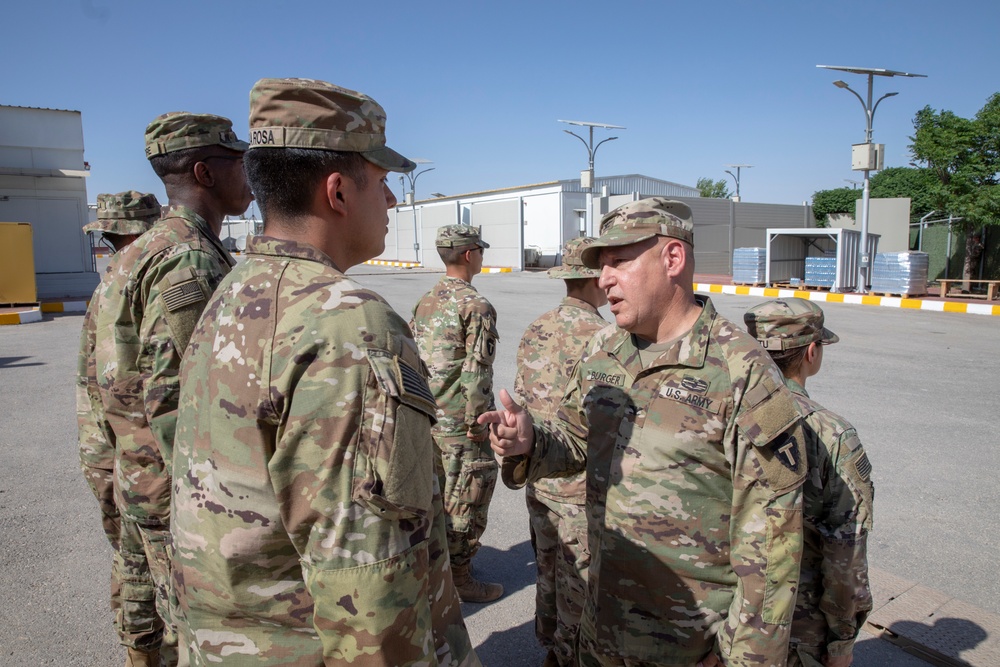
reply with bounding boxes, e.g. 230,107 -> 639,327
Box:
451,563 -> 503,603
125,647 -> 160,667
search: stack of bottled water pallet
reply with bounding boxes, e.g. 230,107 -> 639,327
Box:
732,247 -> 766,285
871,252 -> 929,296
804,256 -> 836,288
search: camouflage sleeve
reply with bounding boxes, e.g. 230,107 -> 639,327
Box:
269,315 -> 471,663
77,295 -> 113,472
461,301 -> 498,436
76,294 -> 119,545
516,359 -> 589,483
819,427 -> 874,657
137,250 -> 229,470
721,368 -> 806,666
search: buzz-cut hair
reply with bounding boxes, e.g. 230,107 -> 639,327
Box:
437,244 -> 476,266
243,148 -> 368,222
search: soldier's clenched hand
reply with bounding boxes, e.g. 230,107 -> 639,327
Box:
478,389 -> 535,457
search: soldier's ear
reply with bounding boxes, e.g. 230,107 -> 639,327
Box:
661,238 -> 686,277
324,172 -> 349,216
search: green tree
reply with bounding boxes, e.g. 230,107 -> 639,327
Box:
869,167 -> 939,221
910,93 -> 1000,281
811,187 -> 859,225
696,177 -> 732,199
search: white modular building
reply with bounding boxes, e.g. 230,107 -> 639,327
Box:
0,105 -> 95,300
384,175 -> 701,271
381,174 -> 814,273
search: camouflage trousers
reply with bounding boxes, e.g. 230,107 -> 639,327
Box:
787,644 -> 825,667
576,623 -> 660,667
116,519 -> 178,662
434,433 -> 498,567
81,464 -> 121,551
527,487 -> 589,667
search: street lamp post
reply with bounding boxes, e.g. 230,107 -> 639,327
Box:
818,65 -> 926,292
724,164 -> 753,201
558,119 -> 625,236
403,158 -> 434,205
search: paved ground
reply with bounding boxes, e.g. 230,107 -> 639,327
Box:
2,265 -> 997,666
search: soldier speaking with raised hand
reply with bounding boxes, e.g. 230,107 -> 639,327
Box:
170,78 -> 479,666
480,198 -> 808,667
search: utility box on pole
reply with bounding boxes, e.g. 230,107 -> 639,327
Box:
852,143 -> 885,171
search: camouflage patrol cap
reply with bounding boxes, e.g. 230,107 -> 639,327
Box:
436,224 -> 490,249
580,197 -> 695,269
548,237 -> 600,279
145,112 -> 248,158
247,78 -> 415,173
744,298 -> 840,351
83,191 -> 161,236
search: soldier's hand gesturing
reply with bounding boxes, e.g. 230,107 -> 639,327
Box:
478,389 -> 535,457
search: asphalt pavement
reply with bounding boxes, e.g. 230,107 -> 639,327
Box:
2,265 -> 997,666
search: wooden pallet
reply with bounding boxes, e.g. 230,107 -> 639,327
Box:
873,291 -> 924,299
773,283 -> 831,292
732,282 -> 767,287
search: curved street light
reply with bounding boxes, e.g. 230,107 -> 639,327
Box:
558,119 -> 625,236
818,65 -> 926,293
724,164 -> 753,201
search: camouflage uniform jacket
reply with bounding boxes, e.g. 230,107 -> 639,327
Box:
96,204 -> 234,528
513,296 -> 605,502
171,236 -> 478,667
785,377 -> 873,658
411,277 -> 498,437
77,263 -> 120,541
517,297 -> 807,666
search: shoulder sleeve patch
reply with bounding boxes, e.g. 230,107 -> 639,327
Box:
474,314 -> 499,365
161,268 -> 206,313
737,377 -> 806,494
367,348 -> 438,422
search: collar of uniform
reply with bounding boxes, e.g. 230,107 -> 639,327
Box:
606,296 -> 714,372
440,275 -> 474,288
244,234 -> 340,270
783,376 -> 809,398
160,203 -> 236,267
560,296 -> 601,315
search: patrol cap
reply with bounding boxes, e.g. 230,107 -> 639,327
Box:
247,78 -> 415,174
83,191 -> 161,236
436,224 -> 490,249
744,297 -> 840,351
548,237 -> 600,279
580,197 -> 695,269
145,112 -> 248,158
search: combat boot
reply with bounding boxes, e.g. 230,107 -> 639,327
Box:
452,563 -> 503,602
125,647 -> 160,667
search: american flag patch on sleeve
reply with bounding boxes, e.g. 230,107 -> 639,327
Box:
161,280 -> 205,312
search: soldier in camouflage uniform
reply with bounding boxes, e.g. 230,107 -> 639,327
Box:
508,237 -> 607,667
171,77 -> 479,666
411,225 -> 502,603
78,191 -> 160,664
95,112 -> 251,667
744,298 -> 874,667
482,198 -> 808,667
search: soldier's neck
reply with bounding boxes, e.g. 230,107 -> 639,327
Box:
445,265 -> 474,283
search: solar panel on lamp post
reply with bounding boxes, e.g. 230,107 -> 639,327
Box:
558,119 -> 625,237
817,65 -> 926,293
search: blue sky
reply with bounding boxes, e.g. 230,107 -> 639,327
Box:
3,0 -> 998,210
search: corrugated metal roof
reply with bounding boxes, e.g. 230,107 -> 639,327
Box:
561,174 -> 701,197
1,104 -> 81,114
415,174 -> 699,203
